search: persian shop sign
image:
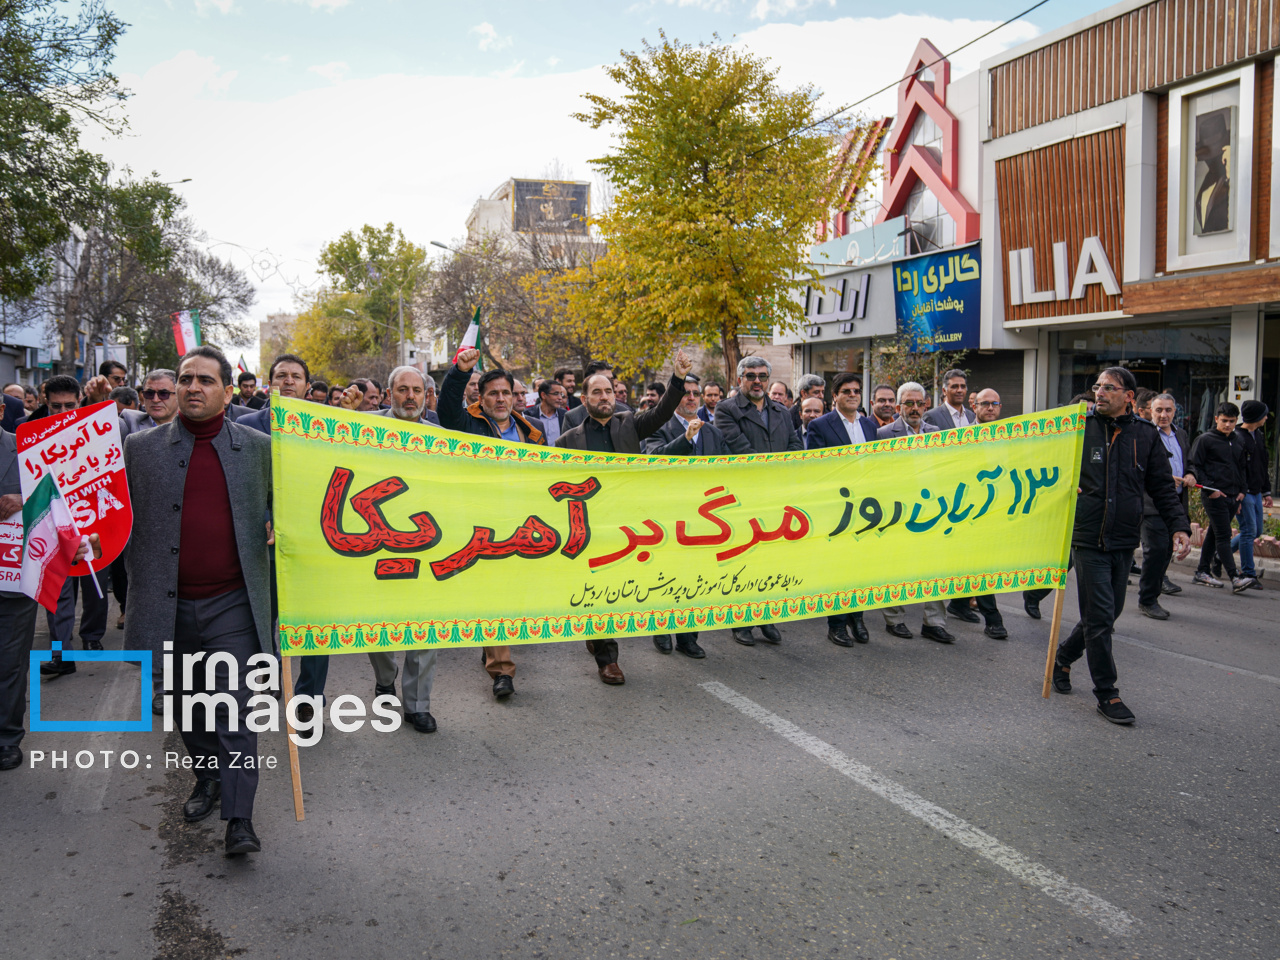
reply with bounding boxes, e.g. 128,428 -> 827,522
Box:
893,244 -> 981,353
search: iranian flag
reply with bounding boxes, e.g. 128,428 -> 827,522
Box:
237,354 -> 250,375
171,309 -> 203,354
20,474 -> 82,613
452,306 -> 482,367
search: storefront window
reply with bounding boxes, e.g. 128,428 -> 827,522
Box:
1055,321 -> 1230,438
809,343 -> 864,400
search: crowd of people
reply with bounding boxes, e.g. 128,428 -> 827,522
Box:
0,347 -> 1271,856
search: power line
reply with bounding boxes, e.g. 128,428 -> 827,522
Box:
749,0 -> 1054,158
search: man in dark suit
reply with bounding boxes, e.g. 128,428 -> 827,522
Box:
525,379 -> 568,445
564,360 -> 632,429
923,368 -> 976,432
875,382 -> 954,643
789,374 -> 827,435
806,372 -> 880,646
642,373 -> 728,660
124,345 -> 273,855
714,356 -> 802,646
553,367 -> 581,410
237,354 -> 310,434
1137,392 -> 1195,618
557,349 -> 691,684
696,381 -> 723,423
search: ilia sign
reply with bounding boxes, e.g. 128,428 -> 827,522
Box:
1006,237 -> 1120,306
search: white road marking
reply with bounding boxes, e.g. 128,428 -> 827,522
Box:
1112,634 -> 1280,686
700,680 -> 1139,937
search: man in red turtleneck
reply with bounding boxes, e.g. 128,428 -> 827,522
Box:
123,345 -> 274,857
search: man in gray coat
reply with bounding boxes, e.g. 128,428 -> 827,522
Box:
713,355 -> 801,646
875,382 -> 955,644
922,368 -> 976,432
124,345 -> 273,856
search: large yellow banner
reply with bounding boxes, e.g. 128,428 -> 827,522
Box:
272,397 -> 1084,656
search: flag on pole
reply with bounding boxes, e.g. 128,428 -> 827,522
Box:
171,310 -> 203,355
237,354 -> 250,375
453,306 -> 482,368
20,474 -> 82,613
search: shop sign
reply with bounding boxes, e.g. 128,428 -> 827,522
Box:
893,243 -> 981,352
1006,237 -> 1119,305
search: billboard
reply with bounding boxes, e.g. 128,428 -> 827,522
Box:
511,180 -> 590,235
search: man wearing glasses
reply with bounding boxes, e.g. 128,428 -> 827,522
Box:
945,389 -> 1009,640
714,356 -> 802,646
1051,367 -> 1191,725
875,382 -> 954,643
120,370 -> 180,441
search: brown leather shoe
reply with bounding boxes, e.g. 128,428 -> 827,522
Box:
585,640 -> 595,655
598,663 -> 625,685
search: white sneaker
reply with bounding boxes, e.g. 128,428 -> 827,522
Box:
1232,576 -> 1258,594
1192,571 -> 1224,587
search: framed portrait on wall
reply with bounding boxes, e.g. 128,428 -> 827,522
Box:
1166,63 -> 1254,272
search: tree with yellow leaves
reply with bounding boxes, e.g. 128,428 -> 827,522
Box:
542,33 -> 875,377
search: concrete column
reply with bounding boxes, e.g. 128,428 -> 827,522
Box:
1229,304 -> 1262,405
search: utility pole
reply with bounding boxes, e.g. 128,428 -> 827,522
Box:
398,290 -> 405,367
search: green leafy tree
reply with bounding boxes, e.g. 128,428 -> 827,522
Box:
0,0 -> 127,302
551,33 -> 874,378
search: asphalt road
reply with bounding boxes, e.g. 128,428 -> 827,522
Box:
3,557 -> 1278,960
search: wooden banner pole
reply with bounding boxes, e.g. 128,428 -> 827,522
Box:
280,657 -> 305,821
1040,587 -> 1068,699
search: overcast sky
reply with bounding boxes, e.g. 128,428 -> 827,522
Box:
86,0 -> 1096,358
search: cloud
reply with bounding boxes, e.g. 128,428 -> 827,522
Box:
297,0 -> 349,8
749,0 -> 833,19
493,60 -> 525,79
264,53 -> 291,65
470,22 -> 513,52
547,56 -> 561,68
307,61 -> 350,84
194,0 -> 235,14
88,15 -> 1038,328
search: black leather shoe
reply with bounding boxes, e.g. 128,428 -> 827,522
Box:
946,601 -> 980,623
885,622 -> 912,639
1024,596 -> 1042,620
652,634 -> 673,654
675,635 -> 706,659
224,818 -> 261,855
1139,602 -> 1169,620
984,623 -> 1008,640
827,625 -> 854,647
850,614 -> 869,643
152,692 -> 164,715
374,683 -> 395,696
183,778 -> 221,822
1161,576 -> 1182,595
492,675 -> 514,699
732,628 -> 756,646
1051,661 -> 1071,694
920,625 -> 955,644
0,746 -> 21,771
83,639 -> 103,651
40,658 -> 75,677
295,702 -> 314,724
758,624 -> 782,644
406,711 -> 437,733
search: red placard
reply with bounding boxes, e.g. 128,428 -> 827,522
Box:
17,400 -> 133,574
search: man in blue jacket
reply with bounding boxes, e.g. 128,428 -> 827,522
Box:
805,372 -> 880,646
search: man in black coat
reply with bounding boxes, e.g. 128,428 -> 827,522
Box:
1051,367 -> 1191,725
642,373 -> 728,660
1137,392 -> 1195,618
557,349 -> 691,684
805,372 -> 879,646
713,356 -> 802,648
1188,401 -> 1252,591
439,349 -> 545,700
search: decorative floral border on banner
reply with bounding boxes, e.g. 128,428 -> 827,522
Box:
279,566 -> 1068,654
271,405 -> 1086,465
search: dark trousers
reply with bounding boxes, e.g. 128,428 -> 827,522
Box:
588,638 -> 618,667
294,655 -> 329,704
174,588 -> 261,820
1196,494 -> 1239,579
1138,515 -> 1172,607
1056,546 -> 1130,702
827,612 -> 863,628
0,594 -> 39,747
47,574 -> 108,651
974,594 -> 1003,625
111,551 -> 128,615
